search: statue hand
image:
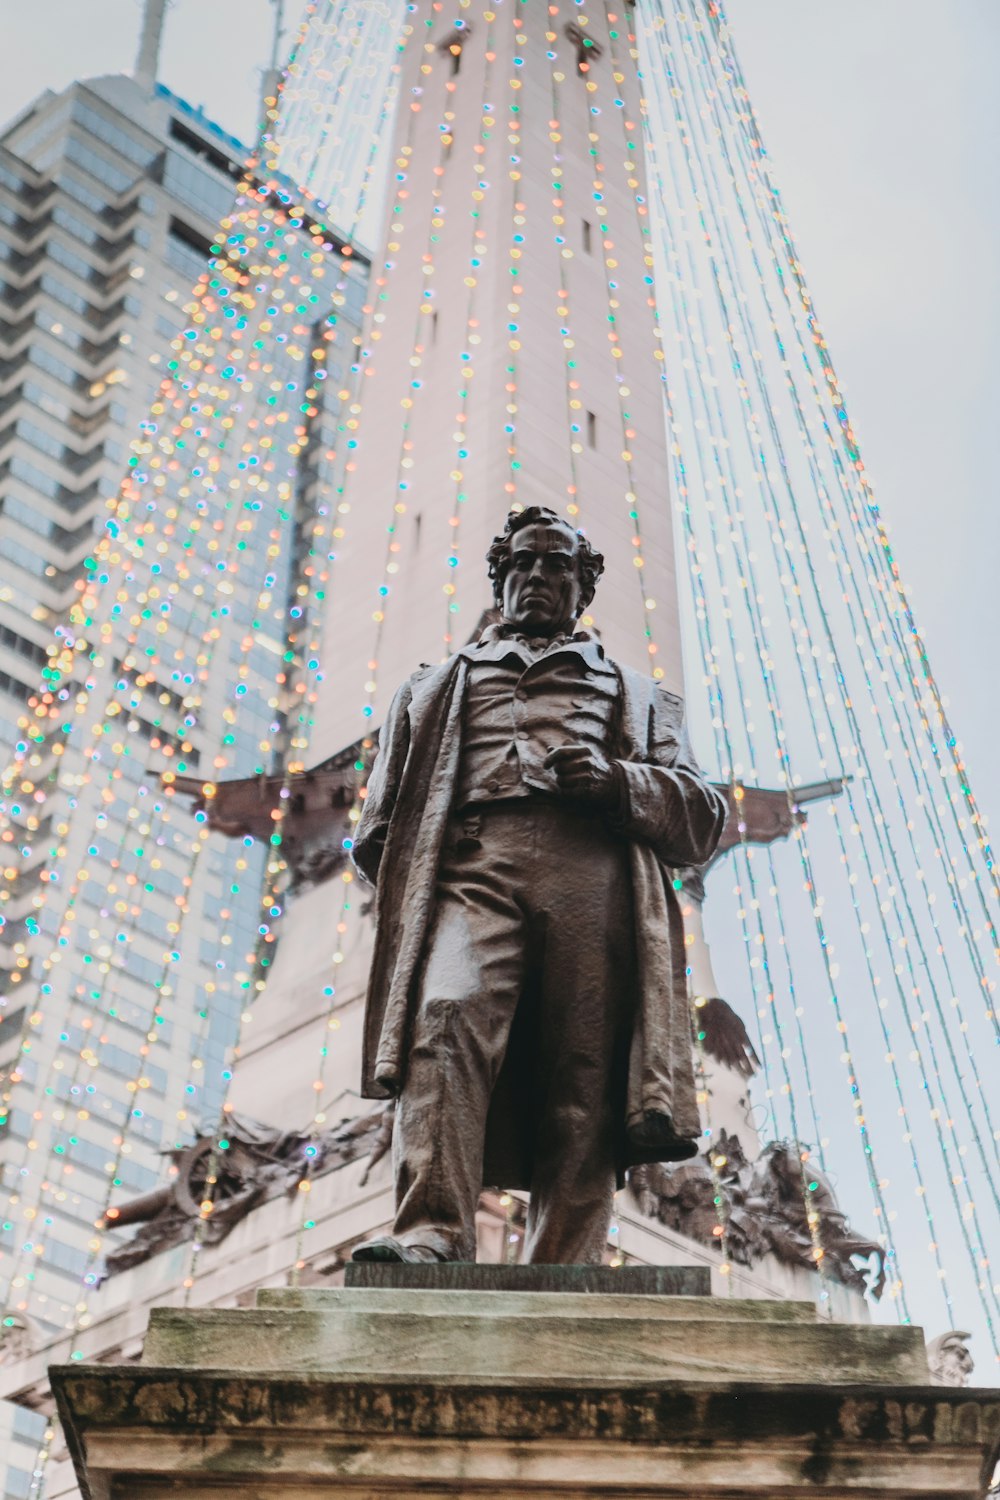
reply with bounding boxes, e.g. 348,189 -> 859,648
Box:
544,744 -> 619,807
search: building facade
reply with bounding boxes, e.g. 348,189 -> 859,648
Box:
0,70 -> 367,1496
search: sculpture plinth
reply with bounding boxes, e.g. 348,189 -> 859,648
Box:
52,1279 -> 1000,1498
342,1261 -> 710,1294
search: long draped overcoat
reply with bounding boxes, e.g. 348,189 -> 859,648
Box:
351,650 -> 727,1179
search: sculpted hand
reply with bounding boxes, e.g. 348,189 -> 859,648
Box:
544,744 -> 620,807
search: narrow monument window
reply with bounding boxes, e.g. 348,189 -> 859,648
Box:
587,410 -> 597,448
431,309 -> 439,344
438,29 -> 469,76
582,218 -> 592,254
565,22 -> 602,76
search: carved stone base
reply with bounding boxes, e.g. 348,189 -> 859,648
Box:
53,1286 -> 1000,1498
342,1260 -> 709,1295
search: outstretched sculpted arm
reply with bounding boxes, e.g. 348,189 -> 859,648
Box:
351,679 -> 414,887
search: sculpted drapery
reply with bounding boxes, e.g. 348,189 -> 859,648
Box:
353,649 -> 727,1183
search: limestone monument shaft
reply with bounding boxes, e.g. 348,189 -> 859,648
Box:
351,506 -> 727,1264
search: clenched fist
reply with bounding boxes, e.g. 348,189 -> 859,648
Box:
544,744 -> 620,807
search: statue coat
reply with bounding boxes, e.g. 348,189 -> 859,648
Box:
352,652 -> 727,1181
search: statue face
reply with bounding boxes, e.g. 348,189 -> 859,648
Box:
501,522 -> 583,635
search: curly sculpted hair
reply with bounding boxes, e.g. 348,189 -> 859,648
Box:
486,506 -> 605,615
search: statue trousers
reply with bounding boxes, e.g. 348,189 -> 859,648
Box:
392,798 -> 636,1263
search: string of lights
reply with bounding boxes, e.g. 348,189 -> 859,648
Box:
703,2 -> 1000,967
573,5 -> 661,667
637,0 -> 997,1345
257,0 -> 437,1278
662,23 -> 997,1320
671,7 -> 1000,1018
187,2 -> 491,1290
174,5 -> 422,1294
362,2 -> 483,716
665,250 -> 846,1294
578,90 -> 821,1302
271,0 -> 405,242
0,373 -> 280,1294
640,5 -> 915,1314
8,11 -> 377,1483
242,12 -> 447,1280
0,219 -> 344,1324
666,2 -> 999,1323
0,0 -> 386,1374
597,0 -> 836,1290
668,5 -> 935,1314
542,47 -> 587,532
439,9 -> 496,651
674,9 -> 1000,1168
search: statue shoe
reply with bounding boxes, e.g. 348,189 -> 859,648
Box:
627,1110 -> 701,1162
350,1233 -> 454,1264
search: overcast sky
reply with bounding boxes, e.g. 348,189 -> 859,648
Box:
728,0 -> 1000,786
6,0 -> 999,1350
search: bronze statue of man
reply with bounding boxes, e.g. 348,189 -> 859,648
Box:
351,507 -> 726,1264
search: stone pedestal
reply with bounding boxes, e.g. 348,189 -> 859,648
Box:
52,1271 -> 999,1498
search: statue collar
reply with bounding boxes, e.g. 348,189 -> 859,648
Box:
478,622 -> 603,654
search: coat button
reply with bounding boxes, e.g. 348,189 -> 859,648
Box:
488,779 -> 500,794
516,730 -> 528,741
515,688 -> 527,702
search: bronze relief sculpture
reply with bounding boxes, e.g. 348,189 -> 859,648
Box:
351,507 -> 726,1264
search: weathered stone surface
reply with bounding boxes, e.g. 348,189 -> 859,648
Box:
51,1287 -> 1000,1498
259,1285 -> 815,1320
138,1289 -> 928,1388
52,1362 -> 1000,1499
342,1260 -> 709,1295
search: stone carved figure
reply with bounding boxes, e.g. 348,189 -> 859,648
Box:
101,1109 -> 395,1276
629,1134 -> 886,1297
0,1311 -> 40,1367
350,507 -> 727,1264
926,1330 -> 974,1387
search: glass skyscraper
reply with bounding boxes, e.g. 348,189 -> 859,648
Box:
0,68 -> 367,1497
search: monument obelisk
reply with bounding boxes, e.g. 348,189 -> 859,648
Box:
228,0 -> 684,1129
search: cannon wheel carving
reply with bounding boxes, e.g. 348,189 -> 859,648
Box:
171,1138 -> 227,1218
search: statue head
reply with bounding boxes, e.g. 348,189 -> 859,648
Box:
486,506 -> 605,636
